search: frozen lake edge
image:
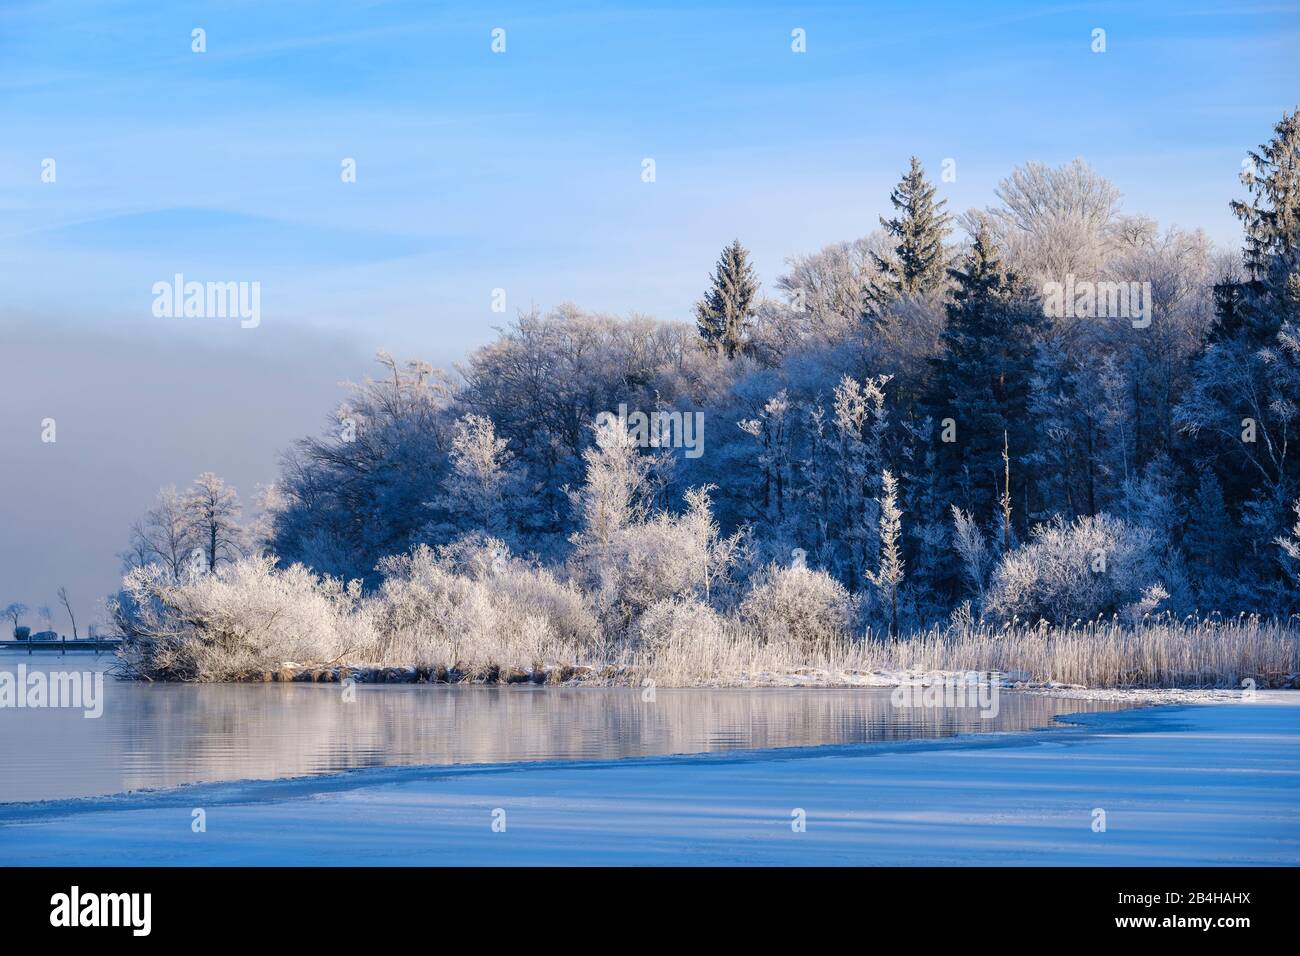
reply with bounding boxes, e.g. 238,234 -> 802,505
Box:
1,691 -> 1296,866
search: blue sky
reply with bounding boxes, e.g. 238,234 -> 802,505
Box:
2,0 -> 1298,357
1,0 -> 1297,623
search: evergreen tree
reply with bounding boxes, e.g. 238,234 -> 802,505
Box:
927,222 -> 1040,525
695,239 -> 759,358
1224,109 -> 1300,342
1184,468 -> 1235,601
1178,110 -> 1300,536
870,156 -> 952,303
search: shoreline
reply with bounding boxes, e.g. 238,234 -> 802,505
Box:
100,657 -> 1300,692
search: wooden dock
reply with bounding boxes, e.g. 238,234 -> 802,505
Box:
0,638 -> 122,654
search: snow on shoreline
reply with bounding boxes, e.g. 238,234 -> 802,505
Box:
229,660 -> 1300,694
1,692 -> 1296,865
705,666 -> 1300,697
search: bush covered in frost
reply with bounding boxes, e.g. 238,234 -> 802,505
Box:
738,563 -> 857,651
113,555 -> 370,680
982,514 -> 1173,626
368,538 -> 601,668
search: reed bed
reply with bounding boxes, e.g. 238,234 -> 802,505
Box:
635,616 -> 1300,689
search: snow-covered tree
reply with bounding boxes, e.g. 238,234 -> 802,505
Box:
182,473 -> 245,574
570,414 -> 655,549
983,157 -> 1121,291
950,506 -> 991,607
124,485 -> 198,581
696,239 -> 760,359
831,373 -> 891,590
737,389 -> 793,523
270,352 -> 454,581
866,469 -> 905,636
927,219 -> 1041,524
1177,110 -> 1300,598
427,413 -> 524,541
870,157 -> 951,303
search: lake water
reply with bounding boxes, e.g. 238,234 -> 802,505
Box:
0,652 -> 1131,802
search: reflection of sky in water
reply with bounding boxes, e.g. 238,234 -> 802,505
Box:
0,653 -> 1130,802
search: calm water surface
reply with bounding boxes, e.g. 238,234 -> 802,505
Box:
0,653 -> 1130,802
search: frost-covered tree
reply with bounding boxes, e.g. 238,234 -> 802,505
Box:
767,234 -> 887,351
928,220 -> 1041,524
1177,110 -> 1300,595
570,414 -> 655,548
124,486 -> 196,581
459,307 -> 708,542
426,414 -> 525,542
950,506 -> 990,607
182,473 -> 244,574
737,389 -> 793,523
1274,498 -> 1300,588
3,603 -> 28,637
866,469 -> 905,636
270,352 -> 455,581
870,157 -> 951,304
577,478 -> 748,629
831,374 -> 891,590
983,158 -> 1121,291
696,239 -> 760,359
1227,109 -> 1300,340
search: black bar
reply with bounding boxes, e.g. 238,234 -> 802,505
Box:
0,867 -> 1285,940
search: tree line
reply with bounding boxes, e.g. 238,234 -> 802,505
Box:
119,110 -> 1300,638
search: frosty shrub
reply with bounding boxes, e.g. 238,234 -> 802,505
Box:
369,539 -> 600,668
631,597 -> 738,684
983,514 -> 1171,625
572,486 -> 743,634
738,563 -> 856,652
633,596 -> 728,653
113,556 -> 369,681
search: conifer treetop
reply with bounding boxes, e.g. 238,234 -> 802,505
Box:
695,238 -> 760,359
871,156 -> 953,302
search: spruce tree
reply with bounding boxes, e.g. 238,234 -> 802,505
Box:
1180,110 -> 1300,505
1184,468 -> 1234,593
927,221 -> 1040,525
695,239 -> 759,359
1203,109 -> 1300,344
870,156 -> 952,303
1227,108 -> 1300,342
1176,111 -> 1300,606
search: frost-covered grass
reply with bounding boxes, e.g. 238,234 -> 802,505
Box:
633,615 -> 1299,689
113,552 -> 1298,688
